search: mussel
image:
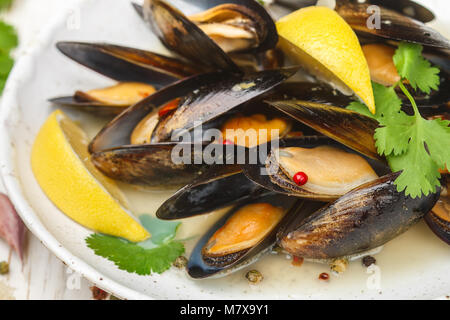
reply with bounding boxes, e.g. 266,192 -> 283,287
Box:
89,68 -> 297,187
274,0 -> 436,23
50,42 -> 199,114
335,0 -> 450,49
138,0 -> 279,73
278,172 -> 440,259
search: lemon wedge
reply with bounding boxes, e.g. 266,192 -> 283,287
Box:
31,110 -> 150,242
276,6 -> 376,114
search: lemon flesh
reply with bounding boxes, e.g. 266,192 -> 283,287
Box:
276,6 -> 376,114
31,110 -> 150,242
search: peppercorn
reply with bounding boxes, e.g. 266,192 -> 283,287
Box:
362,256 -> 376,267
246,270 -> 263,284
319,272 -> 330,281
173,256 -> 188,269
330,258 -> 348,274
91,286 -> 109,300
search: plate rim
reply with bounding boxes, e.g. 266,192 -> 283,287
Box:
0,0 -> 152,300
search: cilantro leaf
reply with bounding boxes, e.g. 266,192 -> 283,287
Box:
139,215 -> 180,245
384,92 -> 450,198
0,53 -> 13,74
374,116 -> 414,157
86,234 -> 185,275
347,82 -> 409,156
346,47 -> 449,198
86,215 -> 185,275
393,42 -> 440,94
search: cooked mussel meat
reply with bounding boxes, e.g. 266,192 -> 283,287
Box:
269,100 -> 382,160
202,202 -> 284,266
273,145 -> 378,196
220,113 -> 291,147
187,194 -> 301,279
51,82 -> 157,116
188,3 -> 270,54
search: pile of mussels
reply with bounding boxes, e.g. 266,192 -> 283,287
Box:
50,0 -> 449,279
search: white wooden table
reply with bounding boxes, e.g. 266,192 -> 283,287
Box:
0,0 -> 93,300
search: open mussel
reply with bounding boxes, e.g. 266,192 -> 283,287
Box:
241,136 -> 389,201
50,42 -> 199,114
140,0 -> 278,73
142,0 -> 240,73
362,43 -> 450,110
335,0 -> 450,49
278,172 -> 441,259
274,0 -> 436,23
50,82 -> 157,116
135,68 -> 297,144
187,0 -> 277,54
89,69 -> 296,187
187,194 -> 303,279
269,100 -> 382,160
425,179 -> 450,245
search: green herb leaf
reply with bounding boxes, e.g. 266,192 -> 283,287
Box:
0,0 -> 12,11
86,234 -> 185,275
393,42 -> 440,94
387,116 -> 450,198
346,44 -> 449,198
85,215 -> 185,275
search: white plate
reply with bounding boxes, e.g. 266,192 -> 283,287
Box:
0,0 -> 449,300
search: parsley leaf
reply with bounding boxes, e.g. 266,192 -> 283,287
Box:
393,42 -> 440,94
347,101 -> 374,119
86,215 -> 185,275
386,116 -> 449,197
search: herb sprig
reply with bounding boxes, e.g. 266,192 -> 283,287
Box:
86,215 -> 185,275
348,42 -> 450,198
